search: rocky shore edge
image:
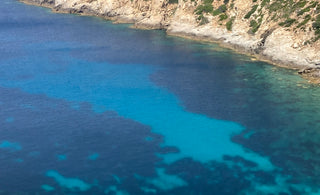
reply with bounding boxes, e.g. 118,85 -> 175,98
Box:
19,0 -> 320,84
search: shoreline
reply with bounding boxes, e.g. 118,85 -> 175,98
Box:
18,0 -> 320,84
166,30 -> 297,69
166,30 -> 320,84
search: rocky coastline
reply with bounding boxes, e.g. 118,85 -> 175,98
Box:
19,0 -> 320,83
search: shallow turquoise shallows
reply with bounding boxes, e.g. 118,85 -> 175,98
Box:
1,0 -> 320,194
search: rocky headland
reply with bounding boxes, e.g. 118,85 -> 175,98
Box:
20,0 -> 320,82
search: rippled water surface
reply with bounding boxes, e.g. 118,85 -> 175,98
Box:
1,1 -> 320,194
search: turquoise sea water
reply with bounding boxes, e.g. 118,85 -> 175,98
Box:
1,0 -> 320,194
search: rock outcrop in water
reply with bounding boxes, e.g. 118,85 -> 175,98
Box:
21,0 -> 320,80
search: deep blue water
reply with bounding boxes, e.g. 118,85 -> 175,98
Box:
1,1 -> 320,194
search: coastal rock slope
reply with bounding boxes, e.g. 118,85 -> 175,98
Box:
21,0 -> 320,76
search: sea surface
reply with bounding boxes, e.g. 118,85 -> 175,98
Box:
1,1 -> 320,194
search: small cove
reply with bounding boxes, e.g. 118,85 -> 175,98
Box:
1,0 -> 320,194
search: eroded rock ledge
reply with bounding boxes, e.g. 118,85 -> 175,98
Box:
19,0 -> 320,82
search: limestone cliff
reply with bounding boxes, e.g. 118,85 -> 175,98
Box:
24,0 -> 178,29
20,0 -> 320,79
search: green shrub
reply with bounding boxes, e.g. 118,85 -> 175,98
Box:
250,19 -> 258,27
249,19 -> 260,33
218,4 -> 227,12
261,0 -> 270,8
212,4 -> 227,16
244,5 -> 258,19
195,4 -> 213,15
258,15 -> 263,23
268,2 -> 283,13
212,9 -> 222,16
298,2 -> 318,16
168,0 -> 178,4
297,7 -> 310,16
295,1 -> 307,8
312,15 -> 320,34
195,0 -> 214,15
219,14 -> 228,21
316,4 -> 320,14
279,18 -> 296,27
297,14 -> 311,28
226,17 -> 235,31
